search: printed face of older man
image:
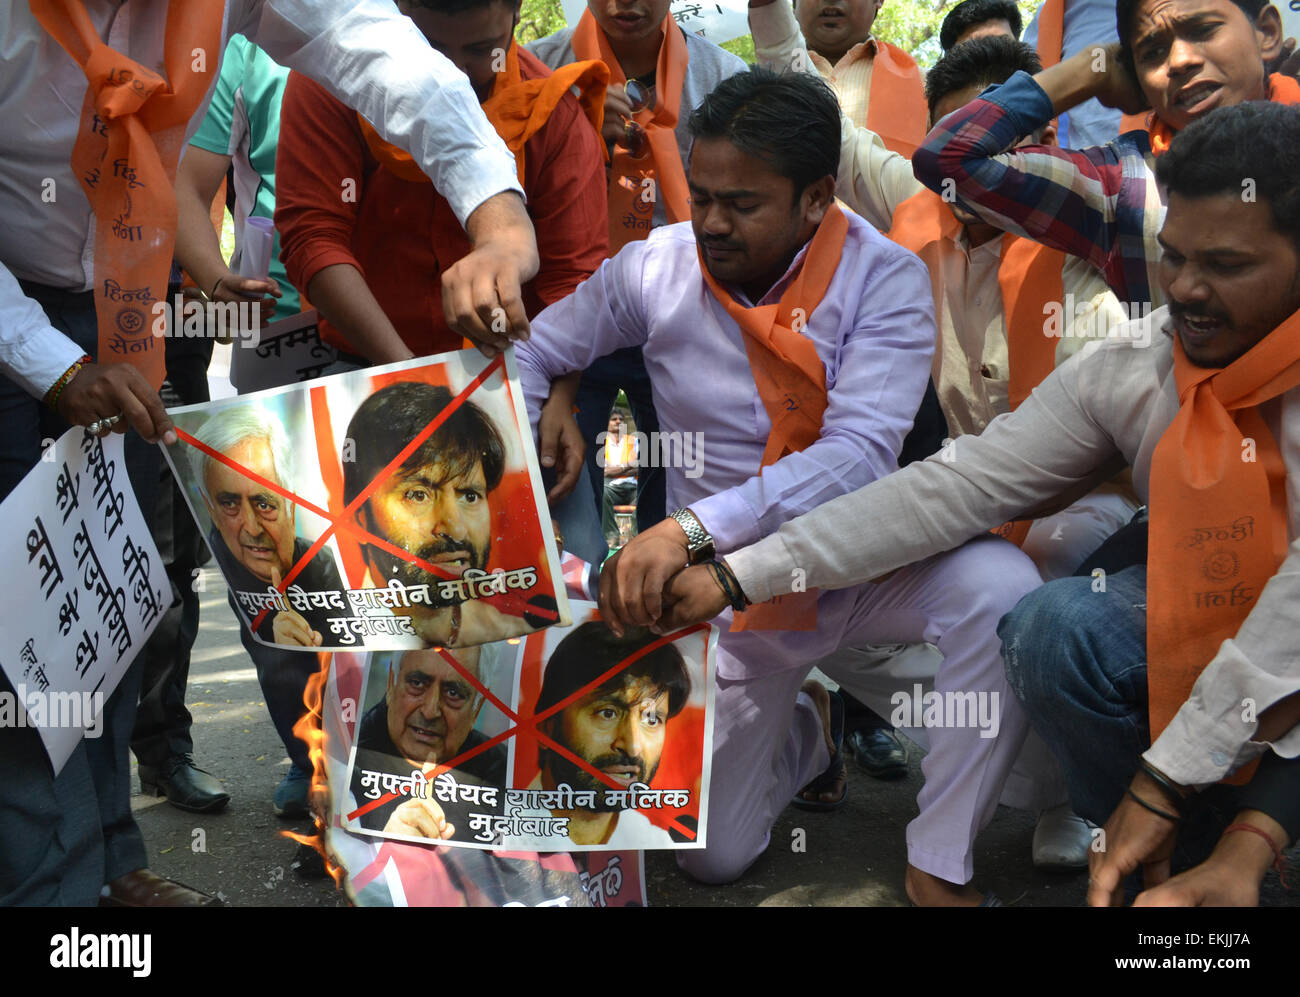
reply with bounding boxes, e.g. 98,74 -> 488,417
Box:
203,436 -> 295,584
386,648 -> 485,766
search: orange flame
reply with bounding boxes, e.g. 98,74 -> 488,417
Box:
282,651 -> 346,890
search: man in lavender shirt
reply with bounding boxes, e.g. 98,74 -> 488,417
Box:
516,69 -> 1043,906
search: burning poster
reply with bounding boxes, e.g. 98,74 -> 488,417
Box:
161,349 -> 569,651
319,647 -> 649,907
341,599 -> 716,853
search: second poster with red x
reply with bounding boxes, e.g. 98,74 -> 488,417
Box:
162,350 -> 569,651
341,599 -> 717,852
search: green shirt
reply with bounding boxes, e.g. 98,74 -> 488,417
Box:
190,34 -> 299,317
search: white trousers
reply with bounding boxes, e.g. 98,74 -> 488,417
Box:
677,533 -> 1041,886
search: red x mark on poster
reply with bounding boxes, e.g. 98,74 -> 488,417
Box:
174,355 -> 558,631
346,623 -> 709,842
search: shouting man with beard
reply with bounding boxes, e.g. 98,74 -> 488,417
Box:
530,622 -> 691,847
343,381 -> 524,648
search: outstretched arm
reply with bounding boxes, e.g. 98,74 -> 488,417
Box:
912,64 -> 1159,305
249,0 -> 538,349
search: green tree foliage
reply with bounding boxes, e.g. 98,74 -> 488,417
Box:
875,0 -> 1042,70
517,0 -> 568,44
516,0 -> 1044,71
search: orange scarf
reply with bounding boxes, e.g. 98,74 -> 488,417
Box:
33,0 -> 223,389
1146,309 -> 1300,779
888,190 -> 1064,545
888,190 -> 1064,410
358,44 -> 607,185
1149,74 -> 1300,155
571,10 -> 691,253
864,40 -> 928,159
699,205 -> 849,630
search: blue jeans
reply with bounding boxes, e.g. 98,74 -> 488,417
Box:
999,562 -> 1238,871
999,564 -> 1150,825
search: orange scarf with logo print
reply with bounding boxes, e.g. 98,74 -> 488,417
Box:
1146,308 -> 1300,781
571,9 -> 691,253
33,0 -> 224,388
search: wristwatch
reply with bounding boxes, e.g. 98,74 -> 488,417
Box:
670,508 -> 715,565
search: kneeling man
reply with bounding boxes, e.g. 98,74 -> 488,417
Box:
520,69 -> 1044,905
653,102 -> 1300,906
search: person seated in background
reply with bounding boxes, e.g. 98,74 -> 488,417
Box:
791,0 -> 928,156
913,0 -> 1297,310
601,409 -> 639,546
940,0 -> 1023,51
276,0 -> 609,369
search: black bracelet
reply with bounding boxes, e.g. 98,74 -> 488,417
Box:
714,559 -> 750,608
706,560 -> 747,613
1139,760 -> 1191,815
705,561 -> 738,610
1126,787 -> 1181,823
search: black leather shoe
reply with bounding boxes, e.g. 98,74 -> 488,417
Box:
138,754 -> 231,813
846,727 -> 908,780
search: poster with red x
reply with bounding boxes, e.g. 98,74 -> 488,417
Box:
160,349 -> 569,650
343,599 -> 717,852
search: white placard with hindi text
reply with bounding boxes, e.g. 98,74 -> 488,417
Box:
560,0 -> 750,46
229,309 -> 340,394
0,429 -> 169,774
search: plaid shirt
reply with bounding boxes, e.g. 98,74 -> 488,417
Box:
912,71 -> 1166,309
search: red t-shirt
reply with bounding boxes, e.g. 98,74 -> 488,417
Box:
275,47 -> 608,357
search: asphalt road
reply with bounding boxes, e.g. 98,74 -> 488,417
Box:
129,566 -> 1299,908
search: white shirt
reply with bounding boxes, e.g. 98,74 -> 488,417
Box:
0,0 -> 522,400
728,308 -> 1300,788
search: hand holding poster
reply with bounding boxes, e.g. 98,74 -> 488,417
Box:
162,349 -> 569,651
0,429 -> 169,774
342,599 -> 717,852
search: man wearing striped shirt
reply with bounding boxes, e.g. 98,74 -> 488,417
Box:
913,0 -> 1294,309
